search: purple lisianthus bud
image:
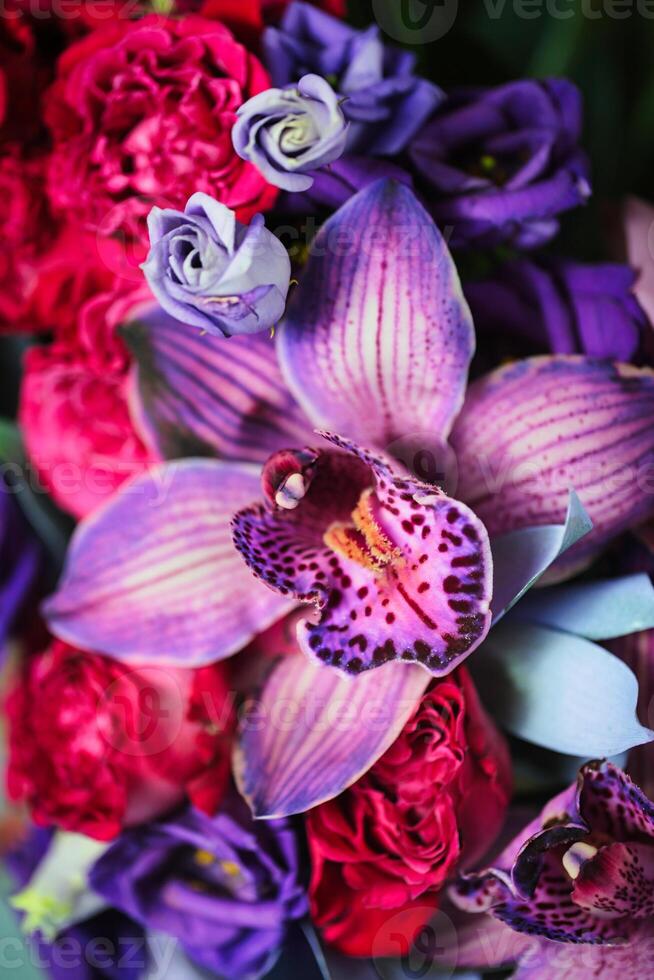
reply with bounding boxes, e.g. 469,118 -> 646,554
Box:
465,257 -> 648,361
232,73 -> 348,192
89,796 -> 308,980
263,2 -> 442,156
409,79 -> 591,249
142,192 -> 291,338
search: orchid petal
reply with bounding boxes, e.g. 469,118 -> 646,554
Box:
124,308 -> 314,463
234,649 -> 429,818
578,760 -> 654,841
514,928 -> 654,980
490,491 -> 591,623
277,179 -> 475,448
471,621 -> 654,756
232,435 -> 492,676
572,842 -> 654,919
43,461 -> 292,665
452,357 -> 654,580
515,573 -> 654,639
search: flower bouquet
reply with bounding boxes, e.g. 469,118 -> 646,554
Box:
1,2 -> 654,978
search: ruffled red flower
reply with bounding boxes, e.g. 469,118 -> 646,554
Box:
6,639 -> 235,841
0,148 -> 55,331
45,14 -> 278,243
18,259 -> 156,518
306,669 -> 512,957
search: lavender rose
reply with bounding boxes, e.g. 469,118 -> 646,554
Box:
142,192 -> 291,338
89,796 -> 308,980
232,73 -> 348,192
263,2 -> 442,155
409,79 -> 591,249
464,258 -> 648,361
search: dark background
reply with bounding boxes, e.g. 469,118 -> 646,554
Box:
349,0 -> 654,258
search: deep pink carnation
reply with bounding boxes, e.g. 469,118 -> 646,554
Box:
19,274 -> 155,519
45,14 -> 278,243
6,639 -> 235,841
306,669 -> 512,957
0,148 -> 54,332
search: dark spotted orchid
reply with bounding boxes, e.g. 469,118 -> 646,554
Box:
43,179 -> 654,665
40,180 -> 654,811
448,761 -> 654,979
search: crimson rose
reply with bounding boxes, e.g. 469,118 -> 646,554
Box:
6,640 -> 235,841
306,669 -> 511,957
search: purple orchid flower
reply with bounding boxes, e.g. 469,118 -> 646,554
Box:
409,79 -> 591,249
262,2 -> 442,156
89,794 -> 308,980
448,761 -> 654,979
39,180 -> 654,800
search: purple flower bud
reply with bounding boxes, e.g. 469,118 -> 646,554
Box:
263,3 -> 442,156
233,73 -> 348,192
142,192 -> 291,338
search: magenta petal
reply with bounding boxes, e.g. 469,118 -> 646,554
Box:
515,926 -> 654,980
234,649 -> 430,817
124,308 -> 314,463
232,435 -> 492,676
43,461 -> 293,665
277,178 -> 475,448
573,842 -> 654,919
452,357 -> 654,578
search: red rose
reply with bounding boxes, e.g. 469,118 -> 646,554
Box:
45,15 -> 278,243
6,640 -> 235,841
306,669 -> 512,957
19,269 -> 156,519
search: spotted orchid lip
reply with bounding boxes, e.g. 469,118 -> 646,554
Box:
232,433 -> 493,677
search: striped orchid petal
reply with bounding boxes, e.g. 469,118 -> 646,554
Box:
277,179 -> 475,449
451,357 -> 654,578
234,647 -> 430,818
43,461 -> 293,665
123,307 -> 314,463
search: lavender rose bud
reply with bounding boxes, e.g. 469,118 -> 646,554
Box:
233,73 -> 348,192
89,796 -> 308,980
142,192 -> 291,338
263,2 -> 442,156
464,258 -> 648,361
409,79 -> 591,249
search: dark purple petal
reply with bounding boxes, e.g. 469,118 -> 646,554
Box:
278,179 -> 475,448
465,259 -> 646,361
232,434 -> 492,676
452,357 -> 654,579
409,79 -> 590,249
123,309 -> 314,463
234,646 -> 429,817
90,795 -> 308,979
43,461 -> 293,665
